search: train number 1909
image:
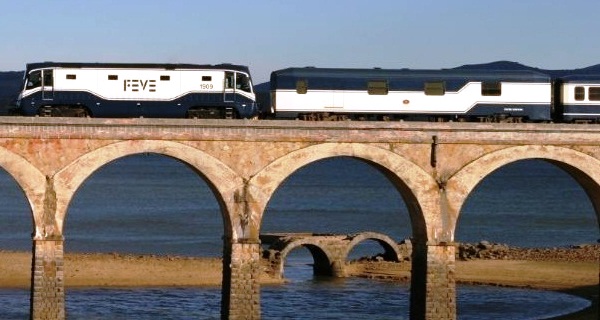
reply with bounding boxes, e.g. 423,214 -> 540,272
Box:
200,83 -> 213,90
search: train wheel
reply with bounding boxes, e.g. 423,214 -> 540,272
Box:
38,106 -> 53,117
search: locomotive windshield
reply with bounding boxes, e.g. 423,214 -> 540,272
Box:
236,73 -> 252,93
26,70 -> 42,89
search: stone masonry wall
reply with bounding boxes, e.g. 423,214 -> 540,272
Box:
425,244 -> 456,319
30,239 -> 65,320
222,240 -> 261,320
410,242 -> 456,320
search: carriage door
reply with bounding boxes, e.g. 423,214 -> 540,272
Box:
41,69 -> 54,100
223,71 -> 236,103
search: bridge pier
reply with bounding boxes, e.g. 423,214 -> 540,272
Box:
221,238 -> 261,320
30,237 -> 66,320
410,241 -> 456,320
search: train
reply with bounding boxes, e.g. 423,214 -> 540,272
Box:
11,62 -> 600,123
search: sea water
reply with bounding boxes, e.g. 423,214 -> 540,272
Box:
0,154 -> 595,319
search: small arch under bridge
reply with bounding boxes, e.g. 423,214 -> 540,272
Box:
260,232 -> 404,279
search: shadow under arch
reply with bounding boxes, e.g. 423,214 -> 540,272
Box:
249,143 -> 438,242
447,145 -> 600,232
52,140 -> 244,237
0,145 -> 45,238
344,232 -> 402,262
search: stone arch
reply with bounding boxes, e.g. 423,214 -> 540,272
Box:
446,145 -> 600,236
248,143 -> 439,242
344,232 -> 402,262
0,146 -> 45,239
275,238 -> 337,278
52,140 -> 244,237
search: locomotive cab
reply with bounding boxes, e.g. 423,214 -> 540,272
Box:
17,68 -> 55,113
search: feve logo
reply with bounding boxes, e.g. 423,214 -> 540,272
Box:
124,79 -> 156,92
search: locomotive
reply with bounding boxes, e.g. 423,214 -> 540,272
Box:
267,67 -> 600,123
14,62 -> 258,119
11,62 -> 600,123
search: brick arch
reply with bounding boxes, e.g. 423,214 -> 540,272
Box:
276,238 -> 337,277
248,143 -> 438,242
344,232 -> 401,262
446,145 -> 600,236
0,146 -> 45,238
52,140 -> 244,237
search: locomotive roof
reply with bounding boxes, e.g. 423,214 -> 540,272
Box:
272,67 -> 550,81
26,62 -> 251,74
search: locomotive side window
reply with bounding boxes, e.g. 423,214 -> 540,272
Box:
202,76 -> 212,81
43,70 -> 53,87
589,87 -> 600,101
425,81 -> 445,96
296,80 -> 308,94
225,72 -> 235,89
368,80 -> 388,95
66,74 -> 77,80
482,82 -> 501,96
574,86 -> 585,101
160,75 -> 170,81
108,75 -> 118,80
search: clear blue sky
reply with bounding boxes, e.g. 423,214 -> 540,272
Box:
1,0 -> 598,83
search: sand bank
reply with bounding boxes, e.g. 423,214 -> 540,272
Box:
0,250 -> 596,319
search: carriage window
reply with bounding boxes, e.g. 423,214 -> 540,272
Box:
589,87 -> 600,101
202,76 -> 212,81
482,82 -> 501,96
425,81 -> 445,95
26,71 -> 42,89
108,75 -> 118,80
66,74 -> 77,80
160,75 -> 170,81
368,80 -> 388,95
574,87 -> 585,101
296,80 -> 308,94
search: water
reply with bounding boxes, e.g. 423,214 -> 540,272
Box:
0,154 -> 596,318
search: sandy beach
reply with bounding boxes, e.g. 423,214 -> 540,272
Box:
0,249 -> 597,319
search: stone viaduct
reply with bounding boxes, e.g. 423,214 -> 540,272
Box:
0,117 -> 597,319
260,232 -> 404,278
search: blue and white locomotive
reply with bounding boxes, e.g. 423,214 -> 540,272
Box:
14,62 -> 259,119
268,67 -> 554,122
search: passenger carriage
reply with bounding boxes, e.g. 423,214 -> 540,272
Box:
556,75 -> 600,123
269,67 -> 553,122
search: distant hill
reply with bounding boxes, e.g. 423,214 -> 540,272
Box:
453,60 -> 600,77
0,71 -> 22,114
454,60 -> 536,71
